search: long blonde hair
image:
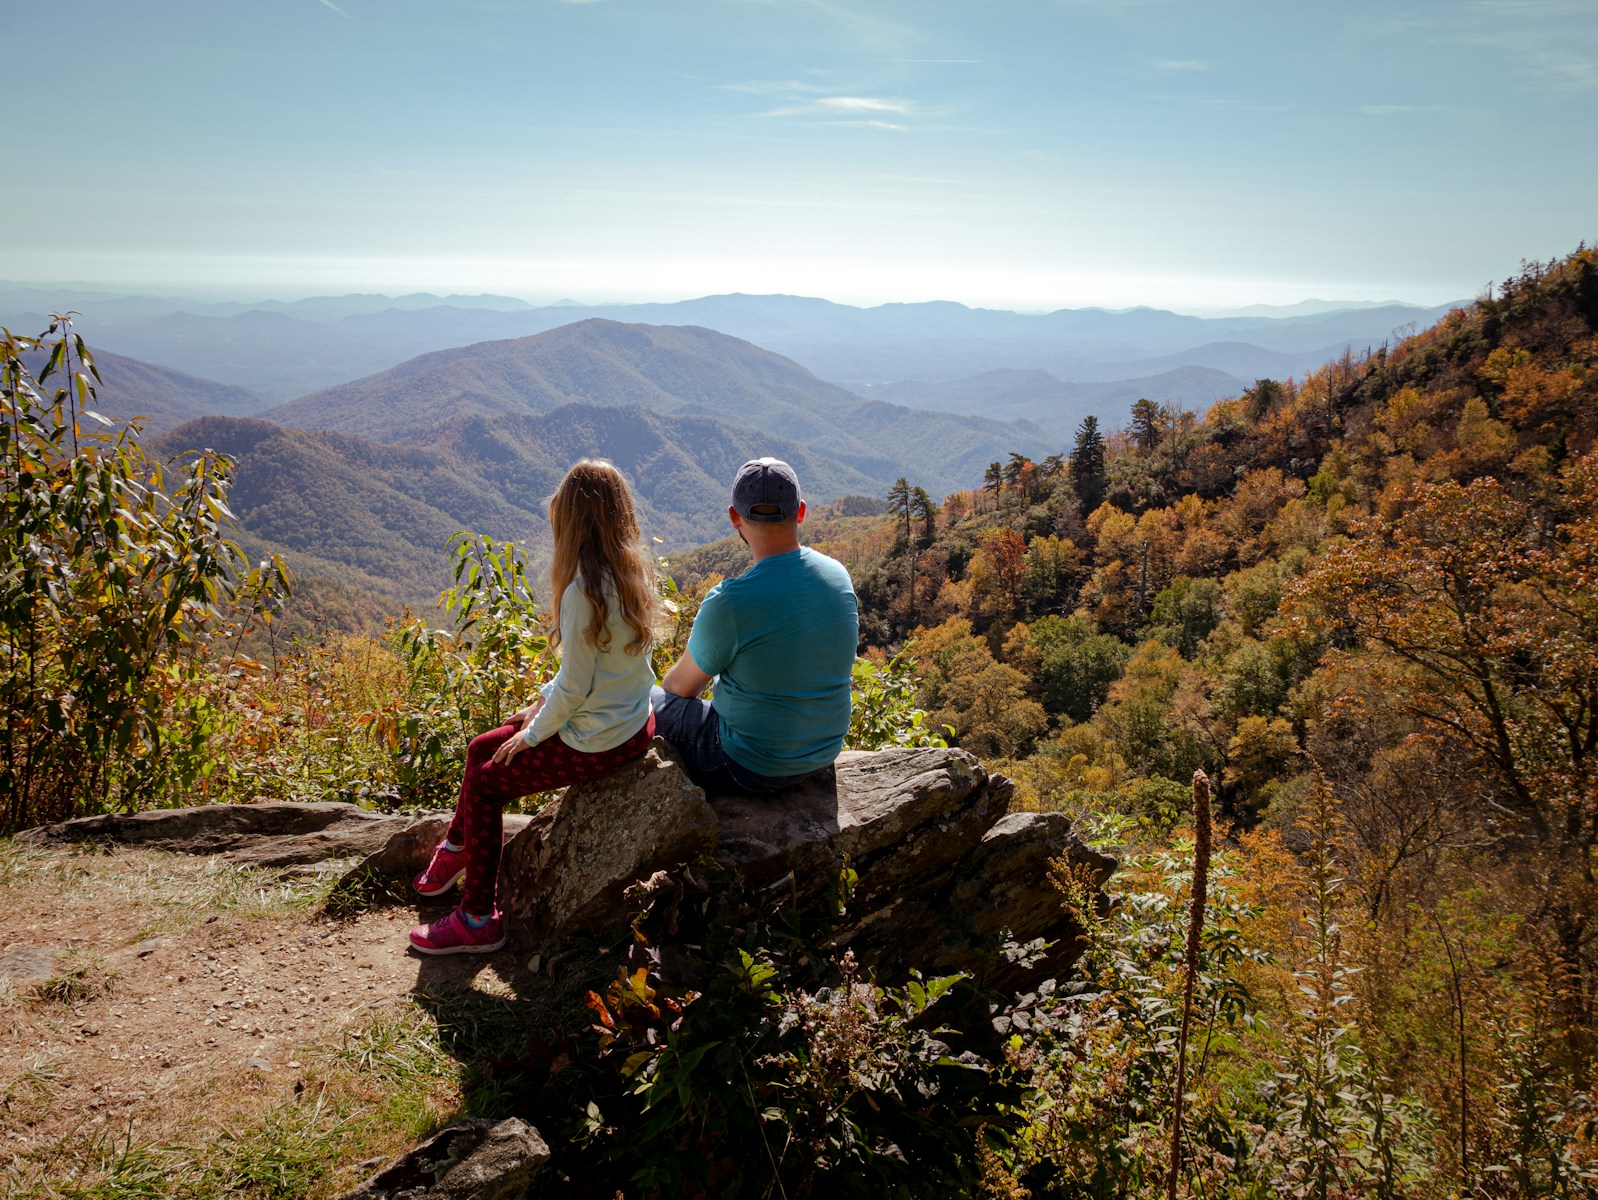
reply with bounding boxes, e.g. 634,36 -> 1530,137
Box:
547,460 -> 660,656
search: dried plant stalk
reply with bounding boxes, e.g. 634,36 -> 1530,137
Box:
1168,769 -> 1213,1200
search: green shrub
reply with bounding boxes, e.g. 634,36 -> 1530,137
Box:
367,534 -> 554,807
0,319 -> 285,830
847,644 -> 948,752
516,862 -> 1013,1199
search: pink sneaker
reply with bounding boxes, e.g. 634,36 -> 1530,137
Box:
409,907 -> 507,955
413,841 -> 467,897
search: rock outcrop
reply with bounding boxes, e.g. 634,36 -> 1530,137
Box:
23,744 -> 1115,987
350,742 -> 1113,986
18,801 -> 531,871
710,749 -> 1113,987
497,749 -> 719,940
337,1117 -> 550,1200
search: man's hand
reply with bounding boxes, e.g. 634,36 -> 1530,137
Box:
662,650 -> 713,699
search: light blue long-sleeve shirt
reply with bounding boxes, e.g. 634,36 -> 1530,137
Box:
521,579 -> 655,753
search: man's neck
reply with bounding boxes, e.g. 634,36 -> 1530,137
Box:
746,535 -> 800,564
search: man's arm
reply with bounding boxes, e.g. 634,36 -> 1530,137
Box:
662,648 -> 713,699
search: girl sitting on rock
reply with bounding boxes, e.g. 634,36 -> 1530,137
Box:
409,459 -> 662,954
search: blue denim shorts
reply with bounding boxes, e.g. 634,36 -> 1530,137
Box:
649,687 -> 817,794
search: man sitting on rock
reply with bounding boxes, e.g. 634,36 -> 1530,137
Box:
652,457 -> 859,794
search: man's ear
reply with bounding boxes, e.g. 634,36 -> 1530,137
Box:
795,500 -> 807,525
728,505 -> 742,528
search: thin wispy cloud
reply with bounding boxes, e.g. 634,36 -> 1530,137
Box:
720,78 -> 839,96
729,0 -> 918,55
826,119 -> 908,132
876,59 -> 981,64
1456,0 -> 1598,93
745,88 -> 931,130
760,96 -> 917,119
1374,0 -> 1598,95
796,0 -> 918,55
1155,59 -> 1210,71
1360,104 -> 1455,115
316,0 -> 353,18
815,96 -> 917,115
1149,93 -> 1295,113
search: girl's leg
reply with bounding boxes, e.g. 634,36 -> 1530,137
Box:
444,724 -> 506,848
415,729 -> 511,897
456,715 -> 656,916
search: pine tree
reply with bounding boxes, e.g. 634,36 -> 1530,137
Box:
885,477 -> 912,545
909,486 -> 936,541
1071,415 -> 1107,515
1130,397 -> 1163,452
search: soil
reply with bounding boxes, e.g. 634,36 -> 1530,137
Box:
0,839 -> 541,1195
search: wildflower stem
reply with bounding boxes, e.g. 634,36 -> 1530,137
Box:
1168,769 -> 1212,1200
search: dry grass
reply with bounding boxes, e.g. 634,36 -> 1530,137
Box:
0,839 -> 550,1199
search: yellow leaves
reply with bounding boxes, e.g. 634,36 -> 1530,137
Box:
1086,502 -> 1137,563
1375,386 -> 1438,455
1500,355 -> 1584,438
1480,345 -> 1532,389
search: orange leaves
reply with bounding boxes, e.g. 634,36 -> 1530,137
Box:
586,965 -> 697,1052
1287,453 -> 1598,848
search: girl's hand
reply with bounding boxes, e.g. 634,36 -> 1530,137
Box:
509,696 -> 545,730
491,734 -> 528,766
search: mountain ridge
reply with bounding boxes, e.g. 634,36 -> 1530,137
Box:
2,283 -> 1460,401
260,319 -> 1051,500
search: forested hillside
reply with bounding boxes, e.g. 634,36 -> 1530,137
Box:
7,250 -> 1597,1198
667,248 -> 1598,1186
694,249 -> 1598,820
156,405 -> 882,611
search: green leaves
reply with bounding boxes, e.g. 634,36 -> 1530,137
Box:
368,532 -> 553,806
846,643 -> 947,752
1,321 -> 283,828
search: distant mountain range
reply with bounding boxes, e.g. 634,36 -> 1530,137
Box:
1,283 -> 1461,411
261,319 -> 1049,497
6,283 -> 1462,617
156,404 -> 883,607
854,365 -> 1244,438
77,348 -> 274,433
140,320 -> 1054,609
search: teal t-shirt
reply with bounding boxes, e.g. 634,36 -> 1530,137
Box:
687,547 -> 859,777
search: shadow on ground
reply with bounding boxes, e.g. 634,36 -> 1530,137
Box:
401,897 -> 613,1128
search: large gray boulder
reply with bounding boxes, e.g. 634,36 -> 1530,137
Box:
350,740 -> 1112,985
497,747 -> 719,942
712,750 -> 1113,985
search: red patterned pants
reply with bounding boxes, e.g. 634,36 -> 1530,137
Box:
444,714 -> 655,915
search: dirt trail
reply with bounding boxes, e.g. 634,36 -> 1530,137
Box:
0,841 -> 534,1195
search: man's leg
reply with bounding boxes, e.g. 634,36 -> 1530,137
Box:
649,687 -> 818,794
649,687 -> 746,792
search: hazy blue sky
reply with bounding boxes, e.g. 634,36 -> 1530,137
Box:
4,0 -> 1594,310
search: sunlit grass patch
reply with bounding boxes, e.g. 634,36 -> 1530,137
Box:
333,1004 -> 451,1087
202,1088 -> 366,1200
0,840 -> 98,905
72,853 -> 343,944
0,1053 -> 68,1129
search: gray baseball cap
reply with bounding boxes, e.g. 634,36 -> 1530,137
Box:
731,457 -> 801,522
